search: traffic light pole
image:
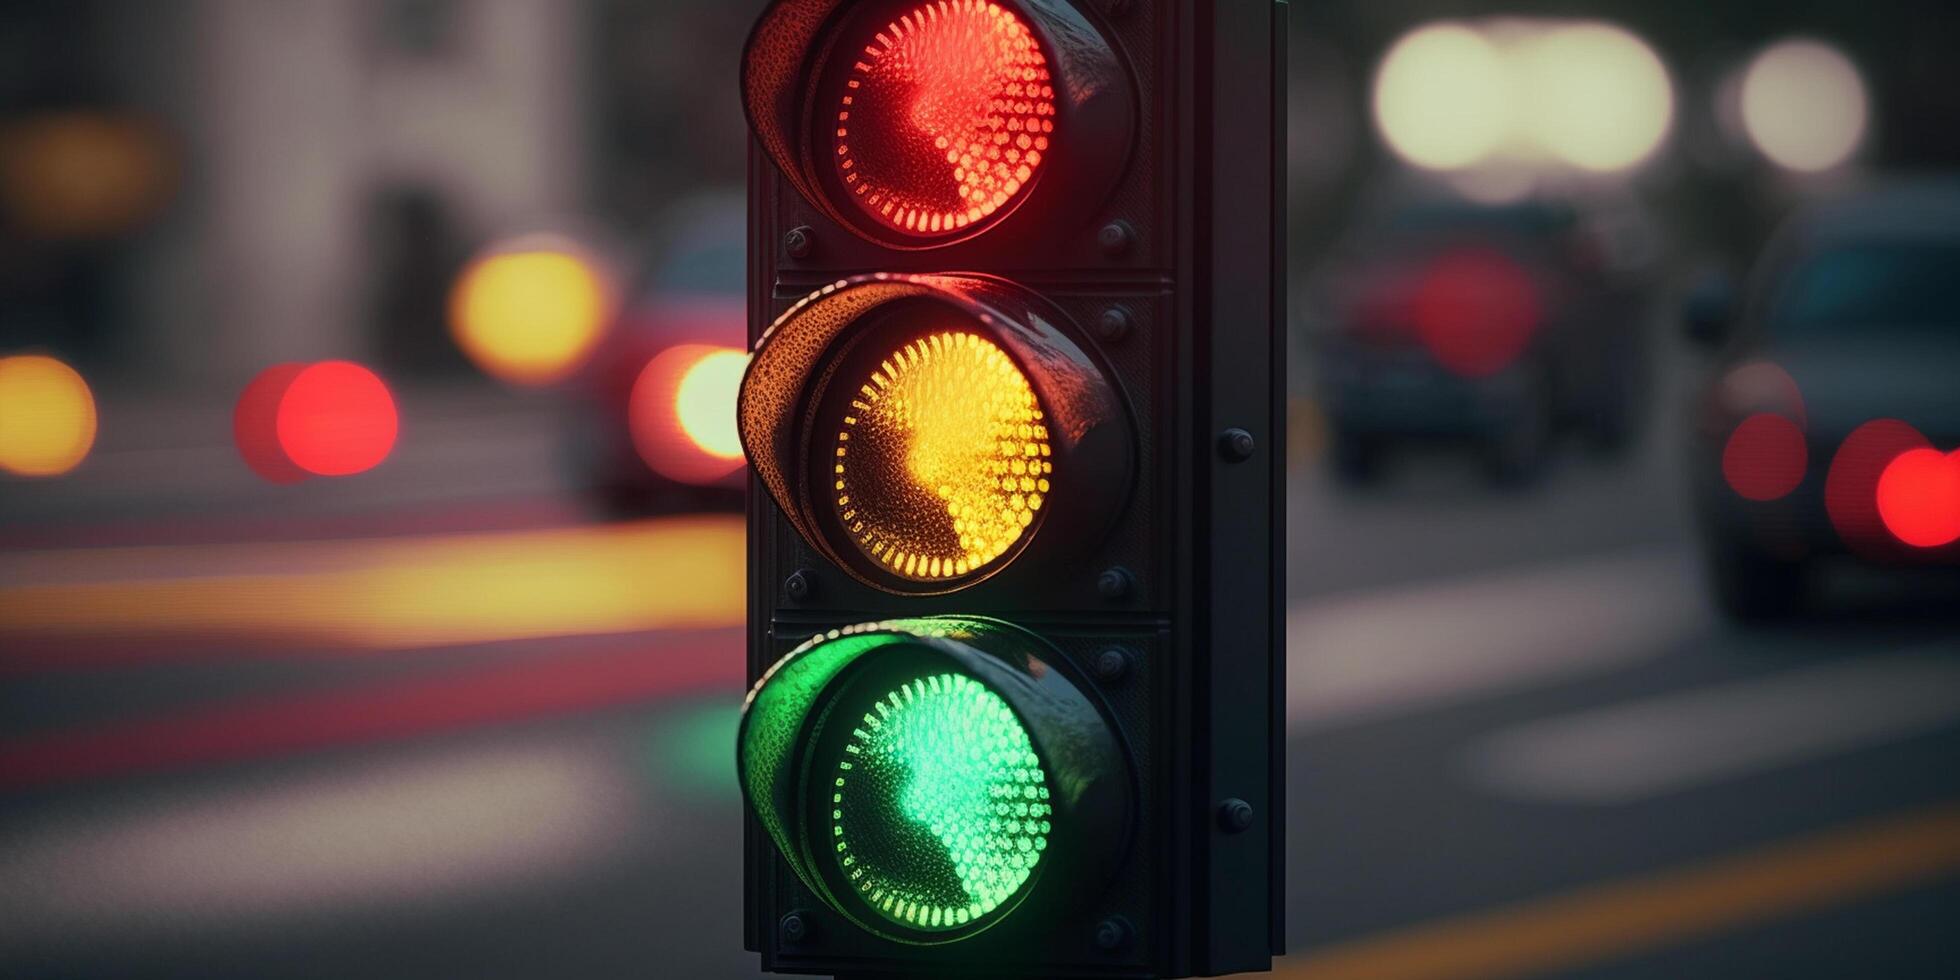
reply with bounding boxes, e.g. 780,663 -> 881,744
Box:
1178,0 -> 1288,968
735,1 -> 1284,975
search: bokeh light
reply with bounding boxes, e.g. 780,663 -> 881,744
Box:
1740,39 -> 1868,173
1411,249 -> 1540,378
1876,448 -> 1960,549
1722,413 -> 1808,502
0,355 -> 98,477
1373,23 -> 1511,171
1826,419 -> 1929,557
449,239 -> 613,386
234,363 -> 310,484
830,0 -> 1054,238
1517,22 -> 1672,172
1718,362 -> 1807,430
630,345 -> 749,486
276,361 -> 399,477
0,112 -> 174,239
675,349 -> 747,461
830,330 -> 1049,583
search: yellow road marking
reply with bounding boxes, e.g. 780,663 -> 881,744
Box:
0,515 -> 746,648
1277,802 -> 1960,980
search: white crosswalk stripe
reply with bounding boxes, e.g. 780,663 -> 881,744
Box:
1460,645 -> 1960,804
1286,547 -> 1705,731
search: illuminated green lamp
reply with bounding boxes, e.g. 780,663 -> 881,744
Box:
738,617 -> 1130,944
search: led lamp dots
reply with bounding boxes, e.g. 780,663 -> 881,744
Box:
831,672 -> 1053,931
833,330 -> 1052,582
833,0 -> 1055,237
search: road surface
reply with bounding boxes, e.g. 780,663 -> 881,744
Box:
1,370 -> 1956,979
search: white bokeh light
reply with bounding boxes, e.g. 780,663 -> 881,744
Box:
1740,39 -> 1869,173
1517,22 -> 1674,172
1373,24 -> 1512,171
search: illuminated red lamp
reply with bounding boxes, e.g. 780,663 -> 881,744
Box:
830,0 -> 1054,237
1410,248 -> 1540,378
235,361 -> 399,481
1721,412 -> 1807,501
1876,447 -> 1960,549
629,345 -> 749,486
1824,418 -> 1930,556
743,0 -> 1132,247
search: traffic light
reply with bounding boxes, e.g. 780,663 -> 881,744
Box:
736,1 -> 1284,976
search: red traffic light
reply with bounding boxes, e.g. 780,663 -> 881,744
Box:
743,0 -> 1132,248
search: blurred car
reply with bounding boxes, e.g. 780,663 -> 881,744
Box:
562,191 -> 748,516
1687,180 -> 1960,620
1308,194 -> 1654,484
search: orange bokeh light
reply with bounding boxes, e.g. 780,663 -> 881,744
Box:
1876,448 -> 1960,549
0,112 -> 174,240
630,345 -> 748,486
0,354 -> 97,477
449,240 -> 613,386
831,0 -> 1054,237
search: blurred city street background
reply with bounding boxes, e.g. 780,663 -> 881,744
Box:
4,1 -> 1960,978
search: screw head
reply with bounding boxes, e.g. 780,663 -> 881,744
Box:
779,910 -> 810,945
1094,915 -> 1133,952
784,569 -> 813,602
1096,306 -> 1132,342
1219,427 -> 1256,462
1218,798 -> 1254,834
1097,220 -> 1135,257
1093,647 -> 1133,683
1096,566 -> 1133,600
784,225 -> 814,259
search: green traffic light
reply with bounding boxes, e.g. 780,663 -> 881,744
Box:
828,671 -> 1053,932
738,617 -> 1130,945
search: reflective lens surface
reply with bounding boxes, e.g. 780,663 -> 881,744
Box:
832,330 -> 1052,583
829,0 -> 1055,238
827,671 -> 1052,933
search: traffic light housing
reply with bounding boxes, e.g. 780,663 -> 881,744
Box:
737,1 -> 1284,976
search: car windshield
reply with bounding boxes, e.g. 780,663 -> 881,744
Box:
1772,241 -> 1960,339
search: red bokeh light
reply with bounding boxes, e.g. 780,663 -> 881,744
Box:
630,345 -> 748,486
1410,248 -> 1541,377
1876,448 -> 1960,548
276,361 -> 398,477
830,0 -> 1054,237
1825,418 -> 1930,556
235,363 -> 309,484
1721,412 -> 1808,501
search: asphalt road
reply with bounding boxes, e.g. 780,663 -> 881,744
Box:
1,362 -> 1956,979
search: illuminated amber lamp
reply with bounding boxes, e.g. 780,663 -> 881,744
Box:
738,274 -> 1131,593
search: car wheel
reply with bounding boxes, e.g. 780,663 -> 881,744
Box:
1331,429 -> 1385,486
1483,377 -> 1553,487
1705,533 -> 1808,622
1583,381 -> 1641,454
1583,346 -> 1647,455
